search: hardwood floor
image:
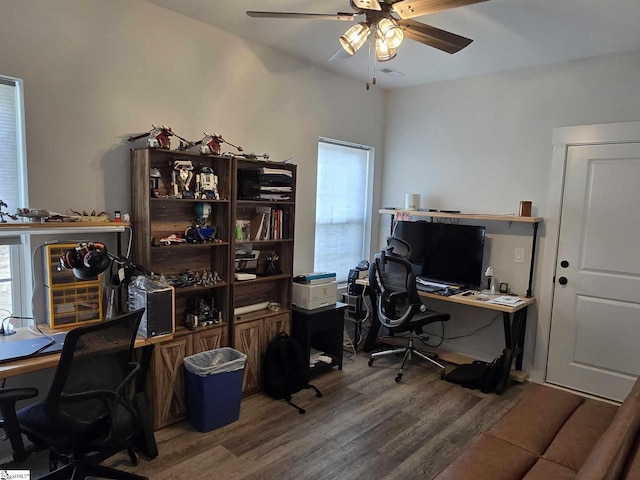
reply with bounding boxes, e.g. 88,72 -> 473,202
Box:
2,351 -> 531,479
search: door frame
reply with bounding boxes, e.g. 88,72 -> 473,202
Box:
533,121 -> 640,385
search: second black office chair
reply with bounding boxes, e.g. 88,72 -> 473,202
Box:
368,237 -> 450,382
1,310 -> 149,480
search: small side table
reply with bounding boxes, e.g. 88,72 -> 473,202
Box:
291,302 -> 347,379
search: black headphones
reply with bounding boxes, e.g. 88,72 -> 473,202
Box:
58,242 -> 111,280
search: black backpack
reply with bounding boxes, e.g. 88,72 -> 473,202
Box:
261,332 -> 322,414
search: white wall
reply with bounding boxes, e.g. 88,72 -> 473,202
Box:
0,0 -> 386,277
383,48 -> 640,380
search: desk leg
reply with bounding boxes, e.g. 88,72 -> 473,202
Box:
495,306 -> 528,394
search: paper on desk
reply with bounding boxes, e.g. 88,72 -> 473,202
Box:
487,295 -> 524,306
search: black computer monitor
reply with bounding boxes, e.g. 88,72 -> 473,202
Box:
394,221 -> 486,288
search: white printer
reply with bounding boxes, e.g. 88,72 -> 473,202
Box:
292,272 -> 337,310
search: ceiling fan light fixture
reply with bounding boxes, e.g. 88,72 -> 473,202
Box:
377,17 -> 404,49
339,22 -> 371,55
375,35 -> 397,62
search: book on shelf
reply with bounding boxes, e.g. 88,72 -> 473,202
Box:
255,206 -> 271,240
235,219 -> 251,241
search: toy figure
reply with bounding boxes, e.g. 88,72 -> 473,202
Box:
0,200 -> 18,223
171,160 -> 194,198
128,125 -> 192,150
150,168 -> 162,197
195,166 -> 219,200
195,133 -> 243,155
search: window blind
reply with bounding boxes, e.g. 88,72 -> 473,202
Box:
314,140 -> 370,283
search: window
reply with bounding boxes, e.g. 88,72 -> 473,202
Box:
0,75 -> 29,318
314,138 -> 373,283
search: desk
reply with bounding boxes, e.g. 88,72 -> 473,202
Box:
0,327 -> 159,458
358,279 -> 534,394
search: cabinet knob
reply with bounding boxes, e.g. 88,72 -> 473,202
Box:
560,260 -> 569,268
558,276 -> 568,285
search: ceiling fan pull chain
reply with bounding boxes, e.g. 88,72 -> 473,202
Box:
366,35 -> 373,90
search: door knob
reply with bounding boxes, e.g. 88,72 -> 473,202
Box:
558,276 -> 568,285
560,260 -> 569,268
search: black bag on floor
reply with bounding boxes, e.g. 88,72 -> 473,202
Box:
445,352 -> 505,393
261,332 -> 322,414
444,361 -> 489,390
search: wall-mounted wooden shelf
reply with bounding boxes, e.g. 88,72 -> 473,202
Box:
379,209 -> 542,224
0,222 -> 129,237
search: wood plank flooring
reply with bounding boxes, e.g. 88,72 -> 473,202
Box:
2,351 -> 531,479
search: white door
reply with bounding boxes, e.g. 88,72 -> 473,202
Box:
546,143 -> 640,401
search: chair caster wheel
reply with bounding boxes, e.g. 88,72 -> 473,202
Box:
395,373 -> 402,382
440,369 -> 445,380
368,358 -> 374,367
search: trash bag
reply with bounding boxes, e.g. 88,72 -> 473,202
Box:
184,347 -> 247,377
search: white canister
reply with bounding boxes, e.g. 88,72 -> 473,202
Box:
405,193 -> 420,210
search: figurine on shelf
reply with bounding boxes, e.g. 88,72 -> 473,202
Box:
150,167 -> 163,197
229,152 -> 270,161
195,166 -> 219,200
128,125 -> 193,150
0,200 -> 17,223
194,133 -> 243,156
171,159 -> 194,198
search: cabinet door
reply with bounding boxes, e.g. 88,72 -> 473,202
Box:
193,325 -> 228,353
152,335 -> 193,429
234,319 -> 263,393
263,313 -> 290,351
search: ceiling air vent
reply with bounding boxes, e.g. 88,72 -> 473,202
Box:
377,67 -> 405,77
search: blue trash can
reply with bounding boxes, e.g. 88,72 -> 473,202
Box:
184,347 -> 247,432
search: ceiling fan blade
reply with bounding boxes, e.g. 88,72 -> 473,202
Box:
399,19 -> 473,54
352,0 -> 382,11
246,11 -> 357,21
392,0 -> 489,20
328,47 -> 353,61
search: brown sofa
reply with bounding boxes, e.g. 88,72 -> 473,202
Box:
434,378 -> 640,480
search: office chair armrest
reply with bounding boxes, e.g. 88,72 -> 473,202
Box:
0,387 -> 38,405
0,387 -> 38,462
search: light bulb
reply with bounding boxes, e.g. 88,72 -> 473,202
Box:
339,23 -> 371,55
377,17 -> 404,49
375,35 -> 397,62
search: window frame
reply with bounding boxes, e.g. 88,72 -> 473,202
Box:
313,137 -> 374,284
0,74 -> 30,318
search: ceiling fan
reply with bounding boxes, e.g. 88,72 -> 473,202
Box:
247,0 -> 489,63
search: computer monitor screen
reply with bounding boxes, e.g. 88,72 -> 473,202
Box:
394,221 -> 486,288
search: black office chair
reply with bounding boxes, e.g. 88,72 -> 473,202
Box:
367,237 -> 450,382
1,309 -> 149,480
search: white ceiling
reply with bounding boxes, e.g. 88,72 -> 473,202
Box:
146,0 -> 640,90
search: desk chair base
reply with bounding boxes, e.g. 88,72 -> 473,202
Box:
41,457 -> 148,480
368,332 -> 445,382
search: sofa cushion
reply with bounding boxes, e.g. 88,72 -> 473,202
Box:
435,434 -> 538,480
543,399 -> 618,471
489,384 -> 585,455
576,378 -> 640,480
523,458 -> 577,480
